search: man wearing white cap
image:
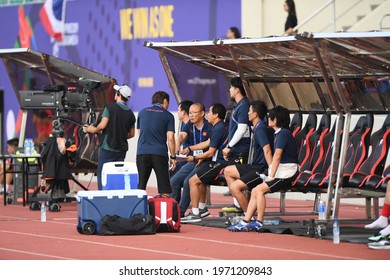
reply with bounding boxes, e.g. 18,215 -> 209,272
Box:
83,84 -> 136,190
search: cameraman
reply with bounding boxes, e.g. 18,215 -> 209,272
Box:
83,84 -> 136,190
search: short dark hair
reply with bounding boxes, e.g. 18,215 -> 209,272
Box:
178,100 -> 193,115
191,103 -> 205,113
7,138 -> 19,147
152,91 -> 170,105
230,77 -> 246,96
230,27 -> 241,39
211,103 -> 227,120
268,106 -> 290,128
250,101 -> 268,120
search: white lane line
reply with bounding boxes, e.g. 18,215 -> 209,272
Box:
0,247 -> 77,260
157,232 -> 362,260
0,230 -> 217,260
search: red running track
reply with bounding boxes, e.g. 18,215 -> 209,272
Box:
0,186 -> 389,260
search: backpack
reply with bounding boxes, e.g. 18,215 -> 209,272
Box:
148,196 -> 181,232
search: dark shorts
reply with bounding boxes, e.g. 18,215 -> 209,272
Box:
265,171 -> 299,193
196,162 -> 227,185
236,164 -> 267,191
228,153 -> 248,165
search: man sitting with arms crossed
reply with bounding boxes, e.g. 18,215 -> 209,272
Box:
223,101 -> 274,215
181,103 -> 229,223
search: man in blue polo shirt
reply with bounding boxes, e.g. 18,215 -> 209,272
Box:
223,101 -> 274,214
222,77 -> 251,196
181,103 -> 229,223
137,91 -> 176,196
170,100 -> 193,177
170,103 -> 212,215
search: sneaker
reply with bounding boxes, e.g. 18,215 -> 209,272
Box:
181,211 -> 202,224
223,190 -> 232,196
368,240 -> 390,250
199,207 -> 210,218
247,220 -> 265,233
221,205 -> 243,213
368,233 -> 390,242
227,220 -> 249,232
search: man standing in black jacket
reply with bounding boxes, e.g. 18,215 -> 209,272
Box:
83,84 -> 136,190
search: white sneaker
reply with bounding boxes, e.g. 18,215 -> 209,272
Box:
368,240 -> 390,250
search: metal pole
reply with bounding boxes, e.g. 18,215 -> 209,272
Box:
19,111 -> 28,148
311,45 -> 342,219
333,0 -> 336,32
0,89 -> 3,156
229,46 -> 253,100
321,40 -> 353,220
159,52 -> 182,104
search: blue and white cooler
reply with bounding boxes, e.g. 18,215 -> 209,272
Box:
76,189 -> 148,234
102,161 -> 138,190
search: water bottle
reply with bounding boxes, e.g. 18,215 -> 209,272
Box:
263,219 -> 281,226
29,139 -> 34,154
124,174 -> 131,190
318,200 -> 326,220
41,202 -> 47,222
333,220 -> 340,244
24,138 -> 29,154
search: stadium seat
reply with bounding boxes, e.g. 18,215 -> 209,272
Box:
293,114 -> 331,192
347,114 -> 390,189
341,113 -> 373,186
363,165 -> 390,192
302,115 -> 345,192
295,113 -> 317,170
290,112 -> 302,138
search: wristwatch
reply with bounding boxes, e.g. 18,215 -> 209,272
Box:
170,155 -> 177,159
227,145 -> 232,149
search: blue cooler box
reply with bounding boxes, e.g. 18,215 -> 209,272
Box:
102,162 -> 138,190
76,189 -> 147,234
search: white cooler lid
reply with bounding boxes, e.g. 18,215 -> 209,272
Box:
76,189 -> 147,200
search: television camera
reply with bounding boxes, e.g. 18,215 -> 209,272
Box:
19,78 -> 101,135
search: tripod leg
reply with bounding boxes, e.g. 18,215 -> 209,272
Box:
72,177 -> 88,191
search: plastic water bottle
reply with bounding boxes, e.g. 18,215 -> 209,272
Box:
124,174 -> 130,190
41,202 -> 47,222
318,200 -> 326,220
24,138 -> 29,154
333,220 -> 340,244
29,139 -> 34,154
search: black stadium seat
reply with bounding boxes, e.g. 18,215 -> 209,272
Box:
295,113 -> 317,170
293,114 -> 331,192
347,114 -> 390,189
342,114 -> 373,185
290,112 -> 302,138
363,165 -> 390,192
300,114 -> 331,172
303,115 -> 345,192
